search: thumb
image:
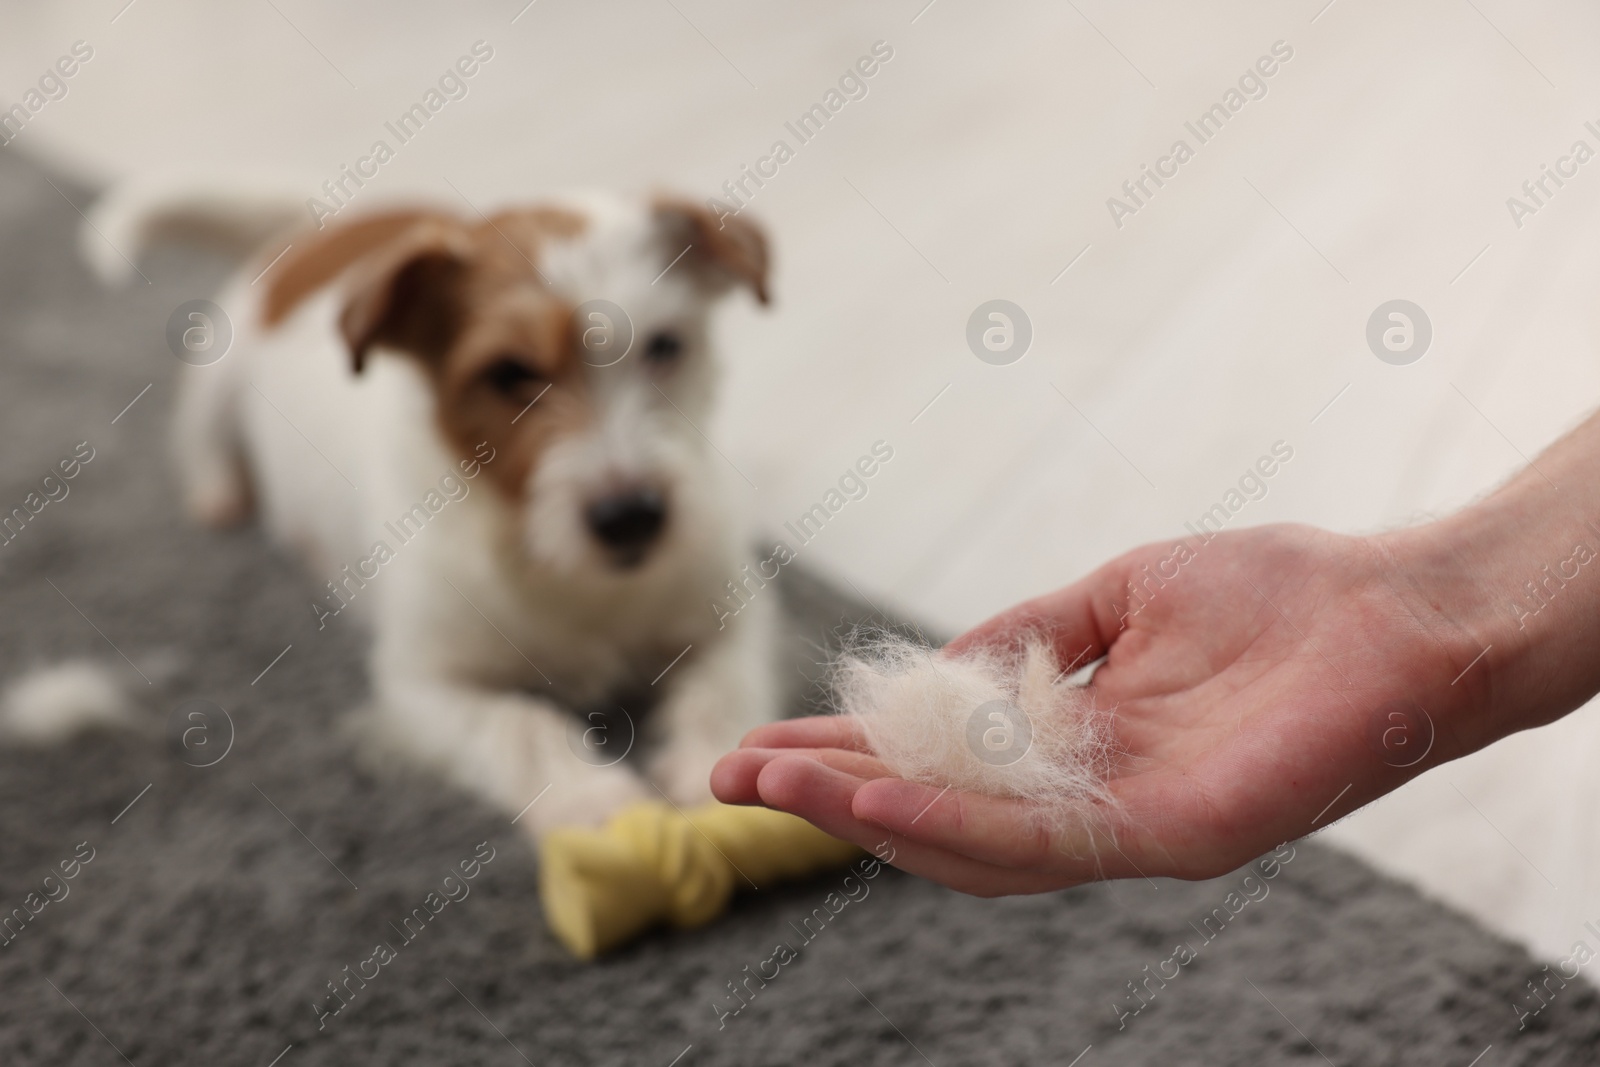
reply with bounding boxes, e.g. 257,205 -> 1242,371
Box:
944,557 -> 1132,670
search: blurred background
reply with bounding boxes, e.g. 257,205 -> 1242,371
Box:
5,0 -> 1600,1059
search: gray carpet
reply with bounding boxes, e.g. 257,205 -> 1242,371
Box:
1,148 -> 1596,1067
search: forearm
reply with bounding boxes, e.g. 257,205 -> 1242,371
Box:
1393,408 -> 1600,748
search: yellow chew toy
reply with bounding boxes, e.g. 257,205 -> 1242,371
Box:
539,801 -> 861,959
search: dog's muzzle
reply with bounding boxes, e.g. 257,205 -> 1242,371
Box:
585,487 -> 667,566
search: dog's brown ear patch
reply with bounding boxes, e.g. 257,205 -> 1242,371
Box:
482,205 -> 588,259
653,198 -> 770,304
261,208 -> 451,329
339,223 -> 474,373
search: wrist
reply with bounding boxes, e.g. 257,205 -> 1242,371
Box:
1387,480 -> 1600,745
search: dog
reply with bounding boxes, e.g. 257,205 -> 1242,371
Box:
88,185 -> 781,835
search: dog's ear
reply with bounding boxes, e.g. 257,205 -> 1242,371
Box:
652,198 -> 770,305
340,223 -> 474,373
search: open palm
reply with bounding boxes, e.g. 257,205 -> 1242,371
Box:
712,524 -> 1494,895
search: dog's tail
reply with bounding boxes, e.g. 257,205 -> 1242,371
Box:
81,173 -> 308,286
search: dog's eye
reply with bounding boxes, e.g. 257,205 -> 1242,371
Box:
481,357 -> 542,396
643,331 -> 683,364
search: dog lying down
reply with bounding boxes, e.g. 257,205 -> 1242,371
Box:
79,184 -> 781,837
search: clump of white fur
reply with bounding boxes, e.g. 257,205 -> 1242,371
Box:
835,633 -> 1115,823
1,661 -> 132,743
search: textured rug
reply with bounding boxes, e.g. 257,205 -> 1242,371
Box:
1,148 -> 1597,1066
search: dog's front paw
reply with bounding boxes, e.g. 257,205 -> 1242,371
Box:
522,764 -> 653,837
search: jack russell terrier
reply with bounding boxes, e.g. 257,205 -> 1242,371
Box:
88,186 -> 780,835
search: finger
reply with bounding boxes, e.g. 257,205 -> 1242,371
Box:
944,559 -> 1131,670
710,748 -> 765,805
851,775 -> 1160,882
712,745 -> 892,806
851,779 -> 1113,876
740,715 -> 870,752
754,755 -> 1072,896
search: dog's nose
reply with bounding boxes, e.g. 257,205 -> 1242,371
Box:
586,488 -> 667,559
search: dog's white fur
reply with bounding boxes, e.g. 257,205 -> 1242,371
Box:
92,185 -> 779,836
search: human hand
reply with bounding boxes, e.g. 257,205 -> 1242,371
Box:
712,522 -> 1508,895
